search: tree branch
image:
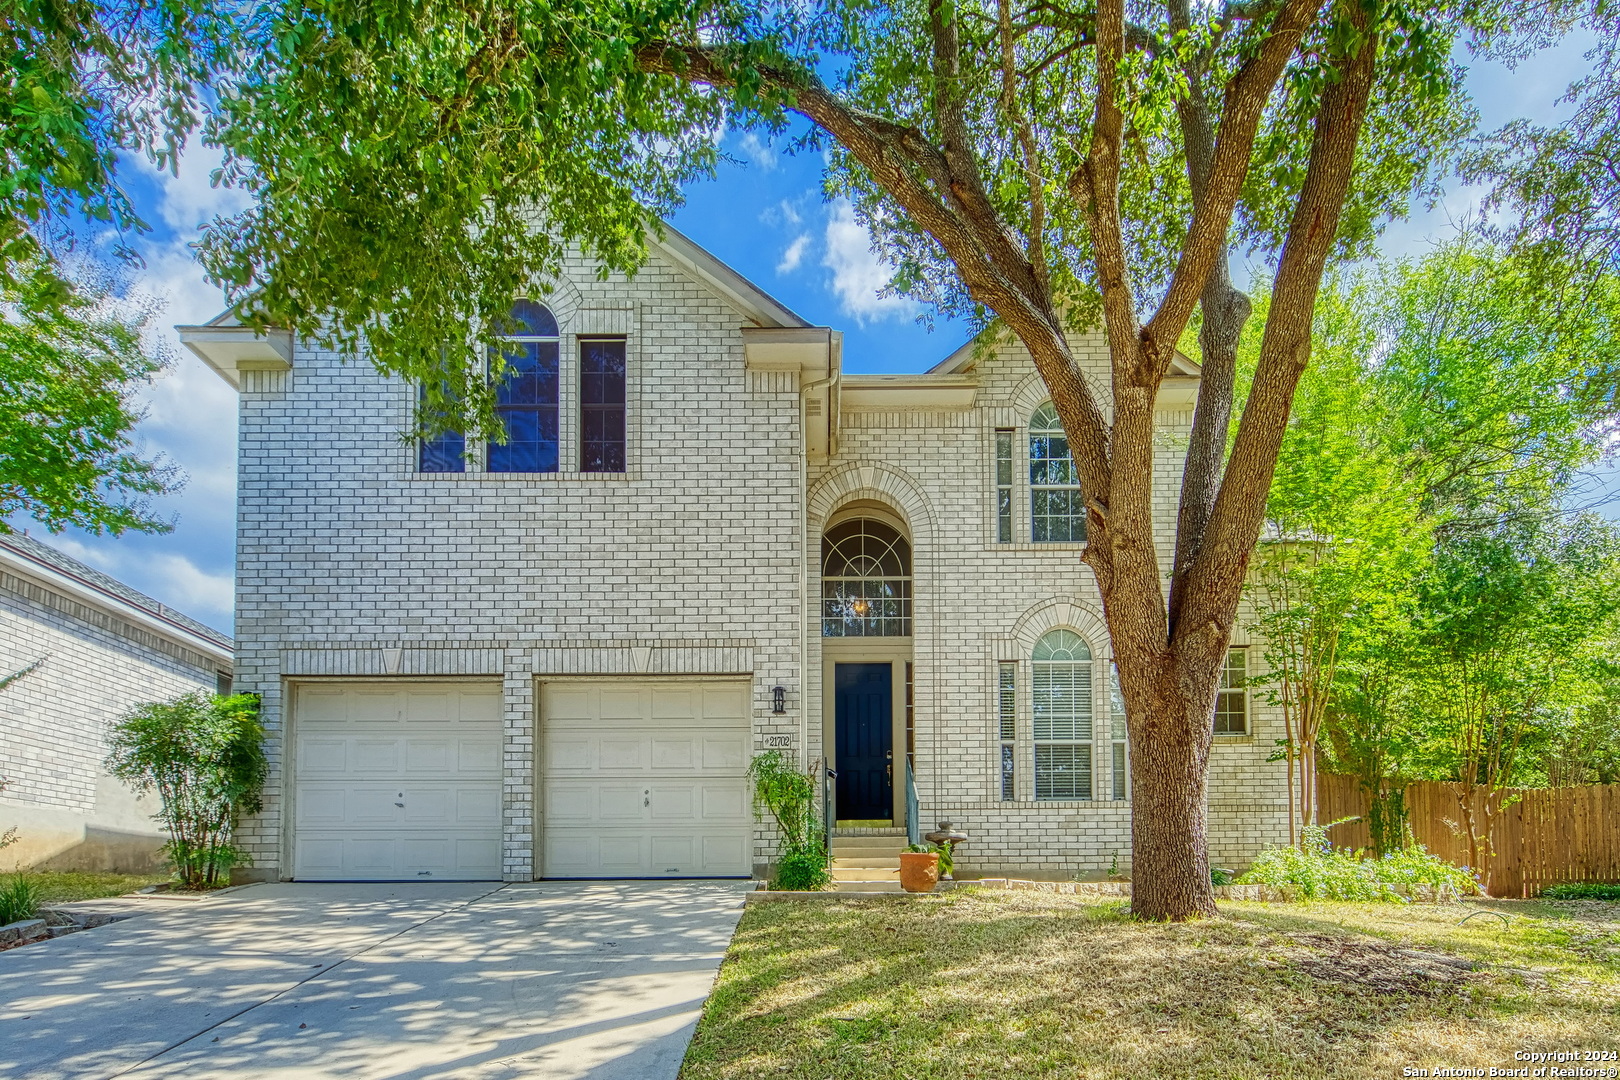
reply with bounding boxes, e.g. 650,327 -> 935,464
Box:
1174,1 -> 1380,648
997,0 -> 1050,291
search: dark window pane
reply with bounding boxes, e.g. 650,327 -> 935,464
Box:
417,383 -> 464,473
509,299 -> 559,336
581,339 -> 627,474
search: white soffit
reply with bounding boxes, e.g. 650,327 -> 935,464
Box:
177,308 -> 292,390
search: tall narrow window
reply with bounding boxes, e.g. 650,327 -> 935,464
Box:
580,337 -> 627,472
488,300 -> 560,473
418,383 -> 465,473
905,661 -> 916,763
821,519 -> 912,637
1110,666 -> 1129,800
1030,402 -> 1085,542
998,662 -> 1016,801
1214,649 -> 1249,735
994,429 -> 1014,543
1032,629 -> 1092,799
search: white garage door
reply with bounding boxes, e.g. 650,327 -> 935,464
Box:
292,682 -> 503,880
542,679 -> 752,877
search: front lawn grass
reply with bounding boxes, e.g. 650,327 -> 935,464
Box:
28,871 -> 169,906
681,890 -> 1620,1079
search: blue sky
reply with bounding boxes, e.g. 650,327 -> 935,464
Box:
14,30 -> 1615,635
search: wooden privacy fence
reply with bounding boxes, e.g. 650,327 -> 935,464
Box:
1316,774 -> 1620,897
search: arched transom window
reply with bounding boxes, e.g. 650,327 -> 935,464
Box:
1030,402 -> 1086,542
489,299 -> 561,473
1032,628 -> 1093,799
821,519 -> 912,637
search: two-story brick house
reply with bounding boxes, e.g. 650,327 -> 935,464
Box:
180,224 -> 1287,883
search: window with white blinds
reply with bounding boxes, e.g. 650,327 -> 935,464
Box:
1032,629 -> 1092,800
998,661 -> 1016,800
1110,665 -> 1129,800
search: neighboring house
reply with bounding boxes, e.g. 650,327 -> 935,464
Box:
179,224 -> 1285,884
0,533 -> 234,871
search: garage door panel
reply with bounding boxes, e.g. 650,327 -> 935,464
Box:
601,688 -> 643,719
703,735 -> 748,771
293,683 -> 502,881
298,737 -> 350,774
650,737 -> 695,769
541,679 -> 751,879
599,738 -> 643,770
703,685 -> 748,719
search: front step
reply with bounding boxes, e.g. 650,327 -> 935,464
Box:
828,832 -> 906,891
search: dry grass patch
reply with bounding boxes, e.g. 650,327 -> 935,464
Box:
680,891 -> 1620,1080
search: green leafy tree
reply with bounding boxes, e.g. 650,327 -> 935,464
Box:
202,0 -> 1499,920
1246,285 -> 1431,847
0,260 -> 178,533
1407,517 -> 1620,892
3,1 -> 232,531
104,692 -> 268,889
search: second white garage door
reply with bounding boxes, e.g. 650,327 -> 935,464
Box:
541,679 -> 752,877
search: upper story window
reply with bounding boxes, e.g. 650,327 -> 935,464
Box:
418,383 -> 465,473
1029,402 -> 1085,542
1032,628 -> 1092,799
580,338 -> 627,473
1214,648 -> 1248,735
488,300 -> 560,473
821,518 -> 912,637
994,429 -> 1014,543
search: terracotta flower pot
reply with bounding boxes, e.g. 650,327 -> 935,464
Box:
899,851 -> 940,893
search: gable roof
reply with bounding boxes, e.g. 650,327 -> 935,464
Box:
927,331 -> 1204,378
0,532 -> 234,660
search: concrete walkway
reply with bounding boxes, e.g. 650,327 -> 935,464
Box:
0,880 -> 753,1080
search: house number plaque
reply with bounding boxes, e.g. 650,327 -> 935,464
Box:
763,734 -> 793,748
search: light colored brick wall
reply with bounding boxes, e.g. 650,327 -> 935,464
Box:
807,335 -> 1290,877
0,574 -> 222,870
231,250 -> 807,880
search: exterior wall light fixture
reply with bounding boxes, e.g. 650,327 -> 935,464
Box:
772,685 -> 787,714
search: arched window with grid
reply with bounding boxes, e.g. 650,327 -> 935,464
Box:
1029,402 -> 1085,542
488,299 -> 560,473
821,519 -> 912,637
1032,628 -> 1093,799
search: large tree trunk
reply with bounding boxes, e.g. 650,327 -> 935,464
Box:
1121,655 -> 1223,919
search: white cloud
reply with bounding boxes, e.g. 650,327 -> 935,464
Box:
821,200 -> 920,324
760,197 -> 804,229
130,146 -> 254,233
737,132 -> 779,172
777,234 -> 810,275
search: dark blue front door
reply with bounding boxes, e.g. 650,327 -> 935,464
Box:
835,663 -> 893,821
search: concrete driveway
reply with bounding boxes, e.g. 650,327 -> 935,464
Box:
0,880 -> 753,1080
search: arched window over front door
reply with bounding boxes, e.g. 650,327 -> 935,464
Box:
1030,401 -> 1085,542
821,518 -> 912,637
1032,628 -> 1093,799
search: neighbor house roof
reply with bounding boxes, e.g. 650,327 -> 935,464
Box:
0,533 -> 234,663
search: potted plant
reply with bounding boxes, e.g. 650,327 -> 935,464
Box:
900,844 -> 940,893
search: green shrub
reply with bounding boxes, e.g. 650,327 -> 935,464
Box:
1539,882 -> 1620,900
104,693 -> 267,890
0,875 -> 42,924
775,848 -> 833,891
1237,823 -> 1480,901
749,751 -> 831,890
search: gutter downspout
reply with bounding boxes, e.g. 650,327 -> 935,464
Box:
799,332 -> 840,817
